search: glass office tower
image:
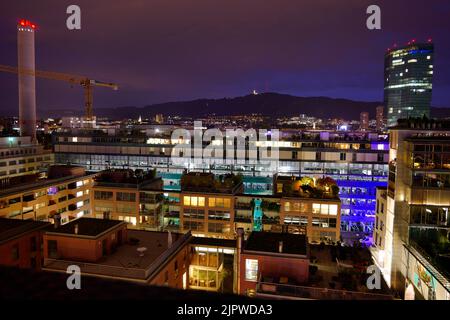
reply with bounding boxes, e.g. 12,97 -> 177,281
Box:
384,42 -> 434,127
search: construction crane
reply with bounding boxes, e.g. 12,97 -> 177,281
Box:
0,64 -> 118,120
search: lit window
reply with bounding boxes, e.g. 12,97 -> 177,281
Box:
208,198 -> 215,207
320,204 -> 329,215
76,181 -> 83,187
198,197 -> 205,207
312,203 -> 321,214
76,191 -> 83,197
76,201 -> 83,208
329,205 -> 338,216
184,196 -> 190,206
191,197 -> 198,206
245,259 -> 258,282
284,202 -> 291,212
223,198 -> 231,208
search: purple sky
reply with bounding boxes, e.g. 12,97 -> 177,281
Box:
1,0 -> 450,114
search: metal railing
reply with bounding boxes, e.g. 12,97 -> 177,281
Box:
256,281 -> 393,300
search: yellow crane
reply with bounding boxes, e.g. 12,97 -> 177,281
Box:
0,64 -> 118,120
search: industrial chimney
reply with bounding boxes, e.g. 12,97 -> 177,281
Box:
17,19 -> 37,143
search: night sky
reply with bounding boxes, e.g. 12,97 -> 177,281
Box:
1,0 -> 450,115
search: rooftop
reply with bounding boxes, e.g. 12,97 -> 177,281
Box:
244,231 -> 308,256
94,169 -> 162,190
181,172 -> 243,194
0,169 -> 95,199
393,118 -> 450,130
275,175 -> 340,200
0,218 -> 50,244
44,230 -> 191,281
46,218 -> 125,238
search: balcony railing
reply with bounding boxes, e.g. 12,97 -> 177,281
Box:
255,281 -> 393,300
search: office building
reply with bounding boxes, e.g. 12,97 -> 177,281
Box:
0,136 -> 53,184
385,42 -> 434,127
53,128 -> 389,241
384,118 -> 450,300
91,169 -> 164,229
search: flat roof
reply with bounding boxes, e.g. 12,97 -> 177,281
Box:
44,230 -> 190,281
46,218 -> 125,237
0,218 -> 50,244
244,232 -> 307,256
0,173 -> 96,199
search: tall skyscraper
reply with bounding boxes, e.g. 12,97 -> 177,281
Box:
384,41 -> 434,127
360,112 -> 369,131
376,105 -> 384,131
17,19 -> 37,142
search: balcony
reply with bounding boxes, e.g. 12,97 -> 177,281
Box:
255,278 -> 393,300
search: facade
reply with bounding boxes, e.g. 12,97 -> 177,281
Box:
0,136 -> 53,184
384,42 -> 434,127
370,187 -> 393,285
238,231 -> 309,296
179,172 -> 243,239
53,128 -> 389,240
91,169 -> 164,230
43,217 -> 191,289
385,119 -> 450,299
0,165 -> 94,224
376,106 -> 384,132
0,218 -> 50,270
360,112 -> 369,131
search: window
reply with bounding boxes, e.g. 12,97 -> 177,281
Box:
117,192 -> 136,202
208,222 -> 230,233
94,191 -> 113,200
48,240 -> 58,259
329,205 -> 338,215
245,259 -> 258,282
11,244 -> 19,261
312,203 -> 321,214
184,196 -> 205,207
208,197 -> 231,208
30,237 -> 37,252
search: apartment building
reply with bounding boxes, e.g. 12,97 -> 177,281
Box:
0,136 -> 53,183
43,218 -> 191,289
385,119 -> 450,300
0,165 -> 94,224
0,218 -> 50,270
180,172 -> 243,239
91,169 -> 164,230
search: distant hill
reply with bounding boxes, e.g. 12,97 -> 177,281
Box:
97,93 -> 383,120
3,92 -> 450,120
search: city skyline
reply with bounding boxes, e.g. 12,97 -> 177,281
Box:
1,0 -> 450,113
